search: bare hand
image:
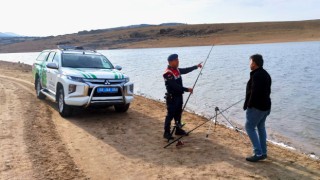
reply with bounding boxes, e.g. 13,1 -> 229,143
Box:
188,88 -> 193,94
197,62 -> 203,69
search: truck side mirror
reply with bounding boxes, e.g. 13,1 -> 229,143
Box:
46,62 -> 58,69
115,65 -> 122,71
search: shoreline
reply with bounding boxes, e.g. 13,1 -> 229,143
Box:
0,60 -> 319,179
105,39 -> 320,51
1,39 -> 320,54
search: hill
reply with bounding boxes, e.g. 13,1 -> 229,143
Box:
0,32 -> 22,37
0,20 -> 319,53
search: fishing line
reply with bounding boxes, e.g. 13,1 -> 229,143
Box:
164,98 -> 245,148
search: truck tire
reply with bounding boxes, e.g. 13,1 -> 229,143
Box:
114,103 -> 130,113
57,88 -> 73,117
36,77 -> 46,99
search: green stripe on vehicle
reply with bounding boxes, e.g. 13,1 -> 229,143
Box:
80,72 -> 89,78
113,71 -> 118,79
115,71 -> 123,79
74,68 -> 92,78
89,73 -> 97,79
115,72 -> 119,79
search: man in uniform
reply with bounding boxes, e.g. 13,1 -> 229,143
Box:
163,54 -> 202,140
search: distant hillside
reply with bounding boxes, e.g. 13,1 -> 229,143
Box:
0,20 -> 319,53
0,37 -> 39,46
76,23 -> 185,35
0,32 -> 22,37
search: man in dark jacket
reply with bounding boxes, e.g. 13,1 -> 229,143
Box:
163,54 -> 202,140
243,54 -> 272,162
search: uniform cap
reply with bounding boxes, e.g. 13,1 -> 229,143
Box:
168,54 -> 178,61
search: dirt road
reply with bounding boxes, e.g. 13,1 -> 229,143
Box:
0,61 -> 319,179
0,69 -> 85,179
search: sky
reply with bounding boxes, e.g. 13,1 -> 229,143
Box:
1,0 -> 319,36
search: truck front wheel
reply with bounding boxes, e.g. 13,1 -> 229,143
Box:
114,103 -> 130,113
57,88 -> 73,117
36,78 -> 46,99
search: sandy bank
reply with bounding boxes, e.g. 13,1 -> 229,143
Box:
0,60 -> 319,179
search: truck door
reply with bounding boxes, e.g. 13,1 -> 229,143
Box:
36,51 -> 50,89
46,52 -> 57,93
50,53 -> 60,94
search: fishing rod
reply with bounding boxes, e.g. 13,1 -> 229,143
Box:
181,44 -> 214,113
164,98 -> 245,148
217,108 -> 247,144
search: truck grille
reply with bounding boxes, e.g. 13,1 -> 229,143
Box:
84,79 -> 125,85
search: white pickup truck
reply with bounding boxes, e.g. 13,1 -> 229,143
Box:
32,46 -> 134,117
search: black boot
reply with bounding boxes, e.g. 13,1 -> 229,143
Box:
175,128 -> 188,136
163,131 -> 174,140
245,155 -> 265,162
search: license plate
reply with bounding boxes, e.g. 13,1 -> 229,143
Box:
97,87 -> 118,93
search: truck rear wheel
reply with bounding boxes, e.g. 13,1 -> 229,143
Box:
36,78 -> 46,99
114,103 -> 130,113
58,88 -> 73,117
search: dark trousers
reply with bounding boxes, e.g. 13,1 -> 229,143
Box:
164,95 -> 183,132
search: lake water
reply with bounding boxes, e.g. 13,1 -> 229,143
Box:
1,41 -> 319,156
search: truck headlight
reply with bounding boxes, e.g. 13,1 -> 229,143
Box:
124,77 -> 130,83
124,84 -> 134,96
69,84 -> 77,94
129,84 -> 134,93
67,76 -> 84,82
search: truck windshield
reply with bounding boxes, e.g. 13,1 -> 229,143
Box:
61,54 -> 114,69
